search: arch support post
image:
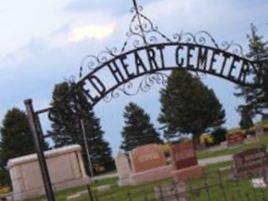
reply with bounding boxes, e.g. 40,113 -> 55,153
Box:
24,99 -> 55,201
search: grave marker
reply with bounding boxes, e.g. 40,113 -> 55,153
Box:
129,144 -> 172,185
227,132 -> 245,147
171,141 -> 204,182
233,147 -> 268,179
115,153 -> 132,186
130,144 -> 166,173
171,141 -> 198,170
256,124 -> 264,136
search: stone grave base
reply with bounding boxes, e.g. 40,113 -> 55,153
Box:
118,178 -> 133,187
172,165 -> 204,182
130,165 -> 173,185
13,177 -> 90,201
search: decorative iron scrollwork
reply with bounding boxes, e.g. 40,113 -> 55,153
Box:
77,0 -> 260,107
79,1 -> 247,80
103,72 -> 168,104
172,31 -> 244,57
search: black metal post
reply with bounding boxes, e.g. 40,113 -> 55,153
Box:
24,99 -> 55,201
86,184 -> 95,201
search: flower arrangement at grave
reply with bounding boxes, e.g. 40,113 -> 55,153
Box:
200,133 -> 214,146
0,186 -> 10,195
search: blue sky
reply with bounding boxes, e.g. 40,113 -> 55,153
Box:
0,0 -> 268,156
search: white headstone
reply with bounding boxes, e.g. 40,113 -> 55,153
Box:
115,153 -> 132,186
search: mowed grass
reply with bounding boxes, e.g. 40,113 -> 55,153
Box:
197,133 -> 268,160
29,161 -> 268,201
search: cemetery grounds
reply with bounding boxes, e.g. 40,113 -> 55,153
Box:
27,161 -> 268,201
28,135 -> 268,201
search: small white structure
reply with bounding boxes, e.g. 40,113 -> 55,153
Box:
7,145 -> 90,201
115,152 -> 132,186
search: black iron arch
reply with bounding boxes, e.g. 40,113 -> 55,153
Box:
77,42 -> 264,108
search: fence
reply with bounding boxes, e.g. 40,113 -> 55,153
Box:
2,169 -> 268,201
92,169 -> 268,201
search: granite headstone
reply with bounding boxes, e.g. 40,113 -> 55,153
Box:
233,147 -> 268,179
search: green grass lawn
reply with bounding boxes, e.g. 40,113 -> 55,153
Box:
29,161 -> 268,201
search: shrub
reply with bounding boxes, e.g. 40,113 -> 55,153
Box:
0,186 -> 10,195
200,133 -> 214,146
212,127 -> 227,145
263,125 -> 268,133
245,129 -> 256,136
0,169 -> 10,187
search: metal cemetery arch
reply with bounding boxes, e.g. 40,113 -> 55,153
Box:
24,0 -> 267,201
77,42 -> 263,108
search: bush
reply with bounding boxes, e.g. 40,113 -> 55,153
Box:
200,133 -> 214,146
0,169 -> 10,187
212,127 -> 227,145
263,125 -> 268,133
245,129 -> 256,136
0,186 -> 10,195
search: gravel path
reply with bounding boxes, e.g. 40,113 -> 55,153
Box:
199,154 -> 232,166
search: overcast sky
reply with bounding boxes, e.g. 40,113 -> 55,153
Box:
0,0 -> 267,155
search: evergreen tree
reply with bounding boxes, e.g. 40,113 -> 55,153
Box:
235,24 -> 268,119
0,164 -> 10,186
0,108 -> 35,185
159,70 -> 226,141
48,82 -> 114,173
0,108 -> 35,165
239,106 -> 254,130
121,102 -> 162,152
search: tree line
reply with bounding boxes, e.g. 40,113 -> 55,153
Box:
0,25 -> 267,186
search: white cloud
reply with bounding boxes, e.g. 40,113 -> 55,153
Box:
1,49 -> 30,67
68,23 -> 116,42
